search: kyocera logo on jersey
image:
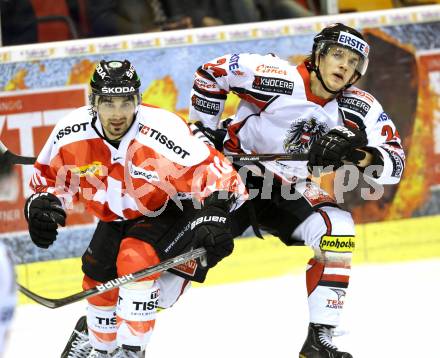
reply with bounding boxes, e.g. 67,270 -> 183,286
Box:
102,86 -> 136,94
337,31 -> 369,57
338,97 -> 371,117
252,76 -> 294,95
190,216 -> 226,230
191,94 -> 220,115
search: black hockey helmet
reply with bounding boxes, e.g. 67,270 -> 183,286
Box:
310,23 -> 370,94
90,60 -> 141,100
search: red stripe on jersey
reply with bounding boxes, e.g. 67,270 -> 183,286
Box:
343,118 -> 360,129
196,69 -> 214,81
306,258 -> 324,296
317,209 -> 332,235
194,83 -> 228,97
297,62 -> 332,107
224,121 -> 246,153
236,92 -> 268,109
321,274 -> 350,283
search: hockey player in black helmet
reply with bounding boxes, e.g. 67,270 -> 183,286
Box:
307,23 -> 370,96
189,22 -> 405,358
89,59 -> 141,143
24,58 -> 245,358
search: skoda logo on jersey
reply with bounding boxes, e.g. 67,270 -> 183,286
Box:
130,163 -> 160,183
284,118 -> 328,154
337,31 -> 369,57
102,86 -> 136,94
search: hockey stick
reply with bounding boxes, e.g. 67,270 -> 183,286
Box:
0,140 -> 36,165
227,152 -> 307,164
0,139 -> 307,166
17,247 -> 206,309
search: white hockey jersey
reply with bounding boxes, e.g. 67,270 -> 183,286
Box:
189,53 -> 405,185
30,104 -> 246,221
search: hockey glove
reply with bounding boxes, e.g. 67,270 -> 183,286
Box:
190,121 -> 227,151
191,201 -> 234,268
24,192 -> 66,249
308,126 -> 368,174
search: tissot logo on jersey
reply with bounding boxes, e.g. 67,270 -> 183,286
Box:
338,31 -> 370,57
252,76 -> 294,95
191,94 -> 221,115
338,97 -> 371,117
55,122 -> 89,141
138,124 -> 190,159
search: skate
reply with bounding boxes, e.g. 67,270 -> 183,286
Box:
60,316 -> 92,358
299,323 -> 353,358
111,345 -> 146,358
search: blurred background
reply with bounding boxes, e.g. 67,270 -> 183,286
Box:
1,1 -> 440,357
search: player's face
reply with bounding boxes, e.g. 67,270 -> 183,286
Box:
97,96 -> 137,140
319,46 -> 360,92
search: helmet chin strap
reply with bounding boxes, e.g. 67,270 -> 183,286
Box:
314,66 -> 342,95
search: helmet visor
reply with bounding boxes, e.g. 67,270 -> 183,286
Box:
318,40 -> 369,76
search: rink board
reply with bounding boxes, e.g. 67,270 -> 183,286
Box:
16,214 -> 440,304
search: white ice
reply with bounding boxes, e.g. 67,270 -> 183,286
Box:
5,259 -> 440,358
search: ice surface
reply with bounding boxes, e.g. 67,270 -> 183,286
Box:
5,259 -> 440,358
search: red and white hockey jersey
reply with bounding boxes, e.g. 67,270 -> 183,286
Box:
30,104 -> 246,221
189,53 -> 405,185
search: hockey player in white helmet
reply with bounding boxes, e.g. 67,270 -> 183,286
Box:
24,59 -> 246,358
189,23 -> 405,358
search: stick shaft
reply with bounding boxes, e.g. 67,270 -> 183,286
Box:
18,247 -> 206,309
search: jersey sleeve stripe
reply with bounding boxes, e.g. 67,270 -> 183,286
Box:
192,84 -> 228,99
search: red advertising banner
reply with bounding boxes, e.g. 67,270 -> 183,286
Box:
0,86 -> 93,233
